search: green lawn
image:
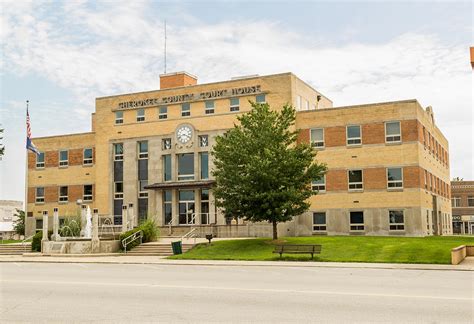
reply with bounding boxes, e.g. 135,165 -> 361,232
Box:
168,236 -> 474,264
0,239 -> 24,244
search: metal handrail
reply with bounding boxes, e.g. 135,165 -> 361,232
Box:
122,230 -> 143,253
22,234 -> 34,252
181,227 -> 198,242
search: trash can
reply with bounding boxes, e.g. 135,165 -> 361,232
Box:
171,241 -> 182,255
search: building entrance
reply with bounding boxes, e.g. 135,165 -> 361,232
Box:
178,190 -> 195,225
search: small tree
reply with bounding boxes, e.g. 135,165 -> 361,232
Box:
13,209 -> 25,235
212,102 -> 327,240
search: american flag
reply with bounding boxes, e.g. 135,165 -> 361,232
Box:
26,107 -> 40,155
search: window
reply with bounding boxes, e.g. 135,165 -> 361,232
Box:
199,135 -> 209,147
201,189 -> 210,224
347,125 -> 361,145
389,210 -> 405,231
387,167 -> 403,189
296,95 -> 302,110
310,128 -> 324,148
35,187 -> 45,203
83,148 -> 93,165
163,154 -> 172,181
159,106 -> 168,119
114,143 -> 123,161
181,103 -> 191,117
205,101 -> 214,114
138,141 -> 148,159
230,98 -> 239,112
350,211 -> 364,231
256,94 -> 266,103
162,138 -> 172,150
59,186 -> 68,202
36,152 -> 45,168
83,185 -> 93,201
200,152 -> 209,180
313,212 -> 327,231
139,180 -> 148,198
114,182 -> 123,199
163,190 -> 172,225
304,99 -> 309,111
59,150 -> 68,167
348,170 -> 363,190
115,111 -> 123,124
178,153 -> 194,181
311,176 -> 326,192
136,109 -> 145,122
468,196 -> 474,207
385,121 -> 401,143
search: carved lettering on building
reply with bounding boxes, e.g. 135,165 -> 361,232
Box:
117,85 -> 261,110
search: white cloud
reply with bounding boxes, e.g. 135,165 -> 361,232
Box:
0,1 -> 472,202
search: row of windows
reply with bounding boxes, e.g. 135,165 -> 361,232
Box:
422,126 -> 448,168
311,167 -> 404,193
35,185 -> 93,204
312,210 -> 406,232
423,169 -> 450,199
113,136 -> 209,162
452,196 -> 474,208
115,95 -> 266,124
295,95 -> 318,111
310,121 -> 402,148
35,148 -> 93,168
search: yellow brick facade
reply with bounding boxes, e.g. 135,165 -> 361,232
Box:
26,72 -> 452,237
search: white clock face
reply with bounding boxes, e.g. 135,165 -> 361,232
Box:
176,126 -> 192,144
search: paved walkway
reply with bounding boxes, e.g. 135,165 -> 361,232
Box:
0,254 -> 472,271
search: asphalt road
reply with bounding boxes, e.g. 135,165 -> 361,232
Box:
1,262 -> 473,323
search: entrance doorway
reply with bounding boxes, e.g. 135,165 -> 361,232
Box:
178,190 -> 195,225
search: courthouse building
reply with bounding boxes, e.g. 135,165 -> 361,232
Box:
25,72 -> 452,237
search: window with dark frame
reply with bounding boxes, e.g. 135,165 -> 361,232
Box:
313,212 -> 327,231
347,125 -> 361,145
389,210 -> 405,230
348,170 -> 363,190
350,211 -> 364,231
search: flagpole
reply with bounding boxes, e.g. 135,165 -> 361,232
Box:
24,100 -> 29,237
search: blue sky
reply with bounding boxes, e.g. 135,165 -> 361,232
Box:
1,0 -> 472,204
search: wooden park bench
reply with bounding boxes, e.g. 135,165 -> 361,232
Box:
273,244 -> 322,259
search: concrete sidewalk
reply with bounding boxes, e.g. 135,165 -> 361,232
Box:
0,254 -> 472,271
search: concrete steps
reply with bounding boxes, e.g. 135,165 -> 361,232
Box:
125,242 -> 194,256
0,243 -> 31,255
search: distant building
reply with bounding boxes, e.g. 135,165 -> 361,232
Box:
451,180 -> 474,234
470,47 -> 474,68
0,200 -> 23,239
25,72 -> 452,237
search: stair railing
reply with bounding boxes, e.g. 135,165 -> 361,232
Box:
21,234 -> 34,252
122,230 -> 143,253
181,227 -> 198,244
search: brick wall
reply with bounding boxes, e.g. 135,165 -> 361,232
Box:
326,169 -> 347,191
325,126 -> 346,147
297,129 -> 309,144
364,168 -> 387,190
362,123 -> 384,145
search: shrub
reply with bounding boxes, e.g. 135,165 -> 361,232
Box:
31,230 -> 53,252
59,215 -> 82,237
119,228 -> 141,251
140,219 -> 159,243
119,219 -> 160,251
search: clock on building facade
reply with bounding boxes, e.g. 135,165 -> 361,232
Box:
176,125 -> 193,144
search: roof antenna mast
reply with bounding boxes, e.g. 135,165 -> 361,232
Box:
164,20 -> 167,74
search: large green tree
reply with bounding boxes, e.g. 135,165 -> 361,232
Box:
212,102 -> 327,240
13,209 -> 25,236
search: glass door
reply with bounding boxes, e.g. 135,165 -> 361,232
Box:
178,190 -> 195,225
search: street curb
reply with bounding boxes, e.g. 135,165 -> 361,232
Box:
0,257 -> 472,271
